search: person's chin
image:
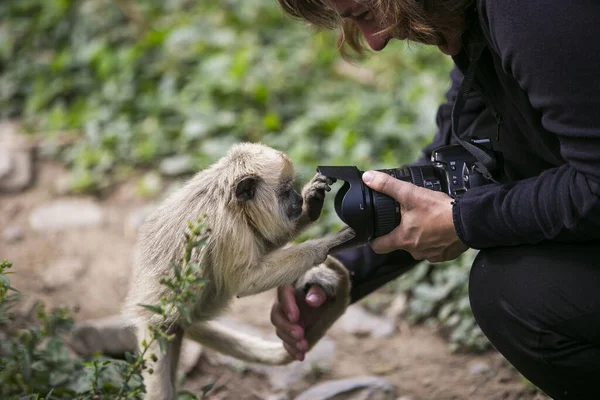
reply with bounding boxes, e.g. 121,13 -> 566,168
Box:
366,36 -> 391,52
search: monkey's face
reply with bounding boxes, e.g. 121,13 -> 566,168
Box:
279,180 -> 304,221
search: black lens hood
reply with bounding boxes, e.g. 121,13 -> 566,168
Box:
317,166 -> 373,253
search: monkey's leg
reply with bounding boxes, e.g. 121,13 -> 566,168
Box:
137,324 -> 183,400
184,321 -> 293,365
236,227 -> 354,297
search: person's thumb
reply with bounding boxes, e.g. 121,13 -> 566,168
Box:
305,285 -> 327,307
362,170 -> 415,203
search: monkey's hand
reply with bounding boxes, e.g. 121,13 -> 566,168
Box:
302,173 -> 335,222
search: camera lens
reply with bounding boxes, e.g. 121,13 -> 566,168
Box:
371,166 -> 443,237
316,164 -> 445,252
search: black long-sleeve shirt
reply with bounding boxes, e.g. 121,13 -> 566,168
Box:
337,0 -> 600,303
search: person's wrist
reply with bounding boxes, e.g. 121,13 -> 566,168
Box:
451,197 -> 468,247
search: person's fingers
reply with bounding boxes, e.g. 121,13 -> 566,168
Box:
278,285 -> 299,323
270,302 -> 301,336
275,327 -> 302,349
369,225 -> 407,254
305,285 -> 328,307
284,342 -> 305,361
362,170 -> 417,203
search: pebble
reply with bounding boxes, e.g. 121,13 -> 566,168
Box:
29,199 -> 104,232
470,361 -> 491,375
338,304 -> 396,338
293,376 -> 397,400
2,225 -> 24,243
159,155 -> 194,176
0,122 -> 34,193
42,258 -> 88,291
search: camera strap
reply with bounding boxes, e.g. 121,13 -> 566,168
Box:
450,31 -> 503,184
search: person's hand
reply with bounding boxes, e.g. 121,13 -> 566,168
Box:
362,170 -> 469,262
270,284 -> 329,361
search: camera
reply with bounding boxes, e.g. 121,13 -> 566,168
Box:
318,138 -> 501,253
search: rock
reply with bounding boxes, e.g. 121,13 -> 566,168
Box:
397,397 -> 413,400
385,293 -> 407,321
29,199 -> 104,232
0,153 -> 11,179
213,317 -> 337,391
0,122 -> 35,193
124,205 -> 156,238
262,338 -> 336,391
2,225 -> 24,243
338,304 -> 396,338
178,339 -> 204,375
470,361 -> 490,375
159,155 -> 194,176
71,314 -> 137,357
293,376 -> 397,400
42,258 -> 88,291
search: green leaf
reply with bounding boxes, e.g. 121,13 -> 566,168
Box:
138,304 -> 164,315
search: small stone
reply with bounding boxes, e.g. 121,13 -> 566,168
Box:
124,205 -> 156,238
293,376 -> 397,400
2,225 -> 24,243
159,155 -> 194,176
0,122 -> 34,193
338,304 -> 396,338
71,314 -> 137,357
42,258 -> 88,291
178,339 -> 204,375
0,153 -> 12,179
470,361 -> 490,375
397,397 -> 413,400
29,199 -> 104,232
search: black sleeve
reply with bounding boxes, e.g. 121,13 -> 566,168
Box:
453,0 -> 600,248
335,67 -> 493,304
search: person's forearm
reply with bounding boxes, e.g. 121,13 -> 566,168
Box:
453,164 -> 600,248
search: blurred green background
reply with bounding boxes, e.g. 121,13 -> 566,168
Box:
1,0 -> 489,351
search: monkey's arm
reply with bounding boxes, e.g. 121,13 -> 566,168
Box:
236,227 -> 354,297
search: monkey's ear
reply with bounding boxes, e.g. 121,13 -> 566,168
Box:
235,175 -> 259,201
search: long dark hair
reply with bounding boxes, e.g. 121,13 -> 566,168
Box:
277,0 -> 474,54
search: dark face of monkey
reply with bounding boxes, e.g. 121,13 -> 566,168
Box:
281,185 -> 303,220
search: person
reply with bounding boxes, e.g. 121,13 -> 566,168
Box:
268,1 -> 600,399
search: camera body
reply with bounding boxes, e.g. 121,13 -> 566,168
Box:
318,138 -> 500,253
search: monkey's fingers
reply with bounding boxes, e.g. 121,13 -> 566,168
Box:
310,173 -> 336,186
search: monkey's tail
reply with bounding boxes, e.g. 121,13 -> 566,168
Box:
184,320 -> 294,365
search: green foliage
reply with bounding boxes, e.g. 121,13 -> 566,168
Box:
397,251 -> 489,352
0,219 -> 212,399
0,0 -> 452,194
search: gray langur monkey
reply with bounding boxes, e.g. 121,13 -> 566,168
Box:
123,142 -> 354,400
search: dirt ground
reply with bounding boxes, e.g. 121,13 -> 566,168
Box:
0,161 -> 550,400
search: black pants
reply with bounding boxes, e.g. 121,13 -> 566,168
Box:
469,242 -> 600,400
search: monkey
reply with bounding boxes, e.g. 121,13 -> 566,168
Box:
122,142 -> 354,400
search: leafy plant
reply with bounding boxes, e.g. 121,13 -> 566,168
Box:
0,218 -> 213,399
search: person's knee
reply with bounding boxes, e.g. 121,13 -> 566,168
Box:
468,249 -> 504,337
467,246 -> 542,349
